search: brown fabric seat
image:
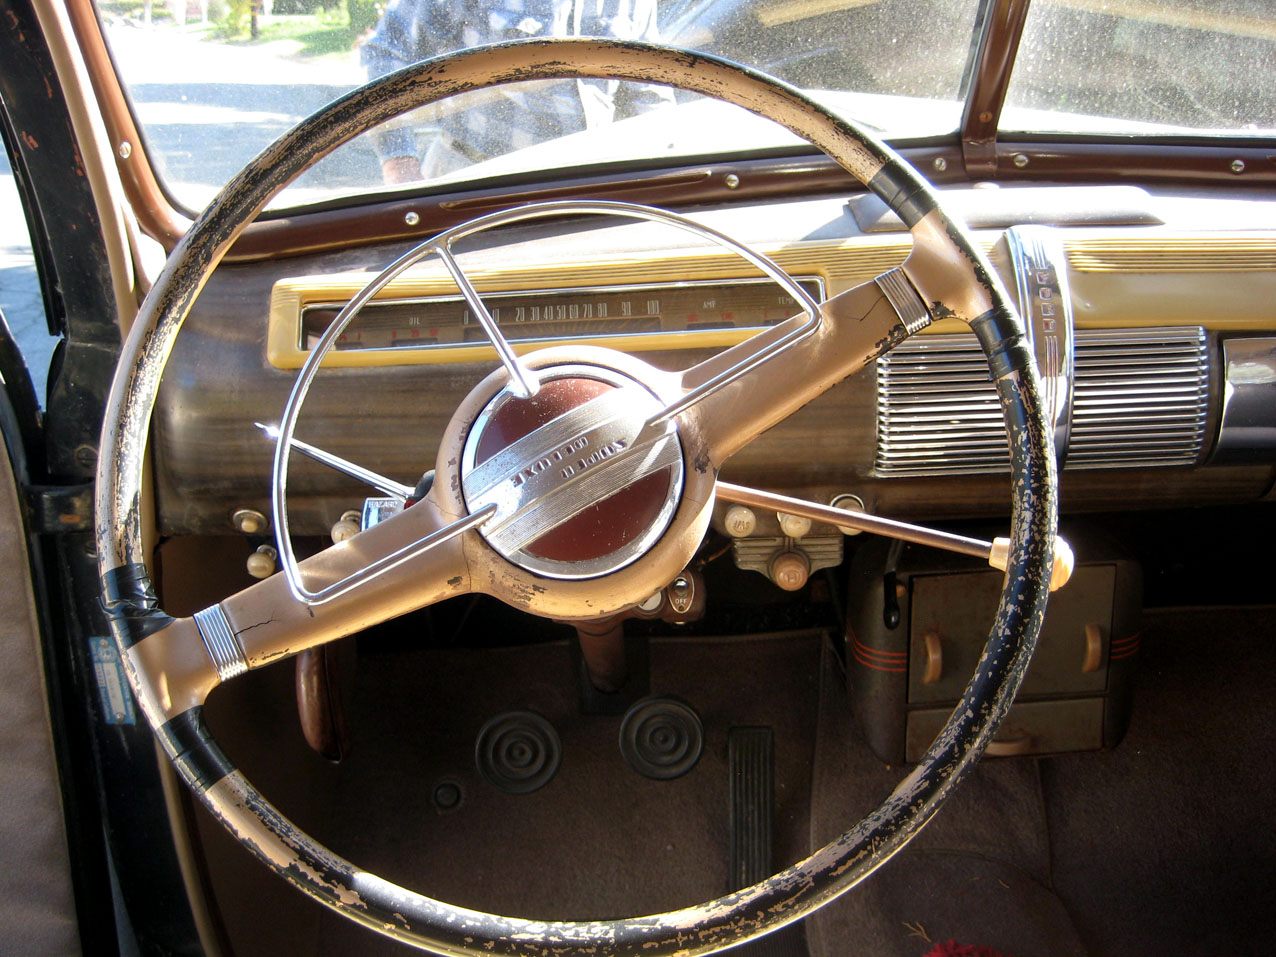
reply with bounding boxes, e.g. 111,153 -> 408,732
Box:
0,422 -> 79,955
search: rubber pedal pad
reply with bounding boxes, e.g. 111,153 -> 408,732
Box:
729,727 -> 809,956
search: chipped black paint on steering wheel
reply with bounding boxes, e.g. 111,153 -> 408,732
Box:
96,38 -> 1057,956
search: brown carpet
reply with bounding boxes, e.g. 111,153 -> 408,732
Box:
807,641 -> 1084,957
199,630 -> 823,955
1036,606 -> 1276,957
194,606 -> 1276,956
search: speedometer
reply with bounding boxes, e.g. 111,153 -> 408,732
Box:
269,276 -> 823,368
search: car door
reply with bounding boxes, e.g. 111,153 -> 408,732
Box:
0,1 -> 207,951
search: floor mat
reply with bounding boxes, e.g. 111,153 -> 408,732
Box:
200,630 -> 824,955
191,606 -> 1276,955
806,642 -> 1085,957
1038,605 -> 1276,956
198,627 -> 1090,956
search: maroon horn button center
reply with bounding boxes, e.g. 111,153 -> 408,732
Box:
472,376 -> 673,564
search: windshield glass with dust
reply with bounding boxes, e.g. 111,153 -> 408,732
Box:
96,0 -> 1272,212
99,0 -> 980,209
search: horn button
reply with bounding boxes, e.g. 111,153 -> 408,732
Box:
460,365 -> 684,579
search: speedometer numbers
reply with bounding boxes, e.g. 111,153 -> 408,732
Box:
300,278 -> 823,353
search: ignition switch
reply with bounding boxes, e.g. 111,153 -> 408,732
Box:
667,571 -> 702,619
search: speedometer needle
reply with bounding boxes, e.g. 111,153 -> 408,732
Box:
255,422 -> 415,499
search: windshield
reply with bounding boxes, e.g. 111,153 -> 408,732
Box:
97,0 -> 1273,212
1003,0 -> 1276,136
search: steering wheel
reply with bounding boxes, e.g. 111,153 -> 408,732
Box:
96,39 -> 1056,955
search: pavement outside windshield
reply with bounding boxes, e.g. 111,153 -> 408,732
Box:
0,16 -> 366,409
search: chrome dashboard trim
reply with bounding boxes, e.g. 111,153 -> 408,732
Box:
1067,327 -> 1210,470
1210,337 -> 1276,465
875,326 -> 1211,476
1006,225 -> 1074,461
297,275 -> 826,355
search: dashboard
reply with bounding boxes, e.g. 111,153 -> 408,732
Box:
154,185 -> 1276,539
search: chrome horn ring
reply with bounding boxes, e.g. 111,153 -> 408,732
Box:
269,199 -> 819,603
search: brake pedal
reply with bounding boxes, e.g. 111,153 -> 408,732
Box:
619,697 -> 703,780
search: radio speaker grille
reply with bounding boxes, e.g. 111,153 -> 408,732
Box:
875,326 -> 1210,475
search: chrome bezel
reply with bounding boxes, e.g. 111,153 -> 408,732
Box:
1006,225 -> 1075,461
1213,336 -> 1276,464
460,364 -> 685,580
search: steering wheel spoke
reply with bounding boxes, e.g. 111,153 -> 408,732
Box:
681,268 -> 931,466
255,422 -> 415,499
125,492 -> 471,724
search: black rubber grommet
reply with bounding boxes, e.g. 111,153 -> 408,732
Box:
474,710 -> 562,795
619,696 -> 704,780
432,779 -> 464,812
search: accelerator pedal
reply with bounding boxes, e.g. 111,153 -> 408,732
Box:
729,727 -> 809,956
